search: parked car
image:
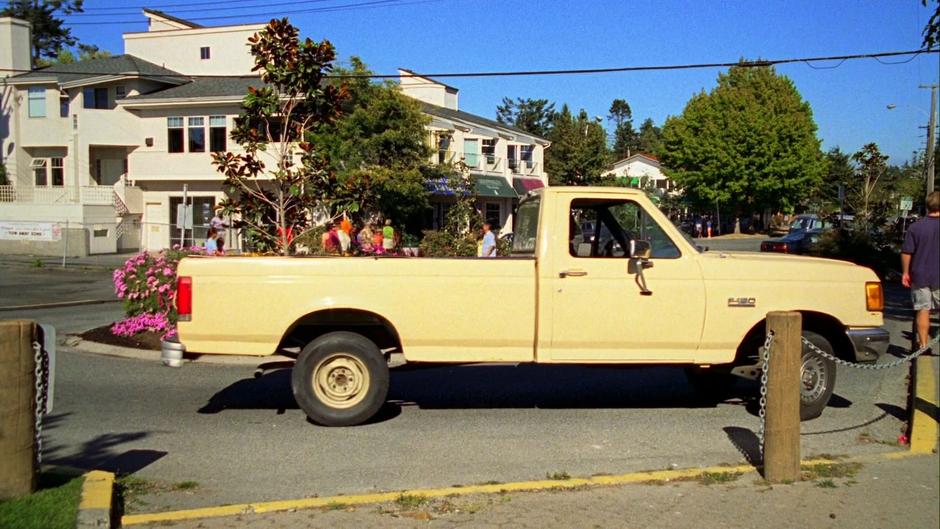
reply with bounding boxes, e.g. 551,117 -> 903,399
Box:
760,214 -> 833,254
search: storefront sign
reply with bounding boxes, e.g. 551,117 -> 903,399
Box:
0,222 -> 62,241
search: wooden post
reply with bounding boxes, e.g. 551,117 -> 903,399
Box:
0,320 -> 37,499
764,311 -> 801,483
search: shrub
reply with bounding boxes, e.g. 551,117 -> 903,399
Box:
419,229 -> 478,257
810,229 -> 898,279
111,247 -> 204,338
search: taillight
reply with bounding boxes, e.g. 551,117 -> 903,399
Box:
761,242 -> 788,253
177,276 -> 192,321
865,282 -> 884,312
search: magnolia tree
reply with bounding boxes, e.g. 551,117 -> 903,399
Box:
213,18 -> 348,255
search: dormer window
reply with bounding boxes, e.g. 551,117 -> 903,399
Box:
200,47 -> 210,60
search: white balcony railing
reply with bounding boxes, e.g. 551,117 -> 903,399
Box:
0,184 -> 141,207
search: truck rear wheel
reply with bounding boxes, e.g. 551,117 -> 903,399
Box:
291,331 -> 389,426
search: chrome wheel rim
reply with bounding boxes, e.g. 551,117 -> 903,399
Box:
800,352 -> 828,404
312,353 -> 369,409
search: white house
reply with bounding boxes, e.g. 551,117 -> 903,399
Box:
0,10 -> 549,255
602,153 -> 674,192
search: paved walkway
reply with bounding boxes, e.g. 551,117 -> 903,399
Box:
0,251 -> 138,270
131,453 -> 939,529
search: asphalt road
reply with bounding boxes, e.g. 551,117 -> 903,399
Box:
46,314 -> 915,513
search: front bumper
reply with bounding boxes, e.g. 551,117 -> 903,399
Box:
846,327 -> 890,363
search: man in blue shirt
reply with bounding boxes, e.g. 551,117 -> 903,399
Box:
481,222 -> 497,258
901,191 -> 940,353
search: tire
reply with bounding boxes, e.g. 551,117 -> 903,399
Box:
291,331 -> 390,426
799,331 -> 837,421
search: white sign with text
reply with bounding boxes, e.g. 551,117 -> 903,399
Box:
0,222 -> 62,241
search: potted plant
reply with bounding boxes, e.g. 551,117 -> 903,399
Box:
401,233 -> 420,257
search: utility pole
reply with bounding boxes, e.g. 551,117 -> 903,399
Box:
921,84 -> 937,201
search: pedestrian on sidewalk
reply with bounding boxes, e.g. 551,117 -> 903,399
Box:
901,191 -> 940,354
480,222 -> 497,258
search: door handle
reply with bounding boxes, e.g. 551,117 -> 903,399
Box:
559,269 -> 588,278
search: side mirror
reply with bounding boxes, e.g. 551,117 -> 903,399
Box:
630,239 -> 651,260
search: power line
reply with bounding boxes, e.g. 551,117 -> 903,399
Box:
80,0 -> 331,11
62,0 -> 436,25
0,49 -> 935,80
69,0 -> 389,17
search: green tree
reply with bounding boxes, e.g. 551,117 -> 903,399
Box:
659,64 -> 824,214
608,98 -> 638,159
848,143 -> 890,226
546,106 -> 609,185
47,44 -> 111,65
1,0 -> 85,66
637,118 -> 663,155
923,0 -> 939,50
311,57 -> 434,234
495,97 -> 555,137
811,147 -> 854,214
213,18 -> 347,255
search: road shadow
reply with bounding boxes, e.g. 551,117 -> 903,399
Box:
41,413 -> 164,474
198,364 -> 737,419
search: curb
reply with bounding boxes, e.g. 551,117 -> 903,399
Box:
70,337 -> 296,366
119,452 -> 930,527
76,470 -> 114,529
0,299 -> 119,312
910,355 -> 939,454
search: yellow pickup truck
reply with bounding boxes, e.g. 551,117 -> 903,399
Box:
167,187 -> 889,426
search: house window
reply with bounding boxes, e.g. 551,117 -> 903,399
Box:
520,145 -> 534,169
482,139 -> 496,163
484,203 -> 501,227
463,139 -> 479,168
32,159 -> 47,185
82,87 -> 108,109
200,47 -> 210,60
507,145 -> 518,172
28,87 -> 46,117
209,116 -> 227,152
437,134 -> 452,164
115,85 -> 126,99
59,92 -> 69,118
188,117 -> 206,152
51,157 -> 64,186
167,117 -> 184,153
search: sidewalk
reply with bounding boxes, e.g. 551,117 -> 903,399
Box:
128,453 -> 939,529
0,251 -> 138,270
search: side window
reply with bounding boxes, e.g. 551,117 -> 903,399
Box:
568,198 -> 680,259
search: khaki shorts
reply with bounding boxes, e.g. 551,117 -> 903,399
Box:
912,286 -> 940,311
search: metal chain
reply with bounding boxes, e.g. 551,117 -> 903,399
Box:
757,332 -> 938,459
801,334 -> 939,370
32,340 -> 49,467
756,331 -> 775,457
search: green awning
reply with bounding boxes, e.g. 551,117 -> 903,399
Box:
475,175 -> 518,198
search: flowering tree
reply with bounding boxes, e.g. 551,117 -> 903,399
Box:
213,18 -> 348,255
111,247 -> 202,338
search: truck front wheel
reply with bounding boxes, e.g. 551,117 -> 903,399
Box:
291,332 -> 390,426
799,331 -> 836,421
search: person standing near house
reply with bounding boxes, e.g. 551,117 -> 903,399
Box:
480,222 -> 497,258
382,219 -> 396,254
901,191 -> 940,354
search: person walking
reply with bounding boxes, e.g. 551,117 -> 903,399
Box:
901,191 -> 940,354
480,222 -> 497,258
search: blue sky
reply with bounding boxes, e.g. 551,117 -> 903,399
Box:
66,0 -> 939,164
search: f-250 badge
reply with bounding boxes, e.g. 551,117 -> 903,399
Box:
728,297 -> 757,307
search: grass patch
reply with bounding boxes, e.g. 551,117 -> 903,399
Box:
395,494 -> 428,509
816,479 -> 837,489
698,471 -> 741,486
0,473 -> 84,529
116,475 -> 158,510
545,471 -> 571,481
171,481 -> 199,491
801,462 -> 862,480
321,501 -> 347,511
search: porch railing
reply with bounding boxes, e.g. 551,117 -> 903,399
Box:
0,185 -> 141,206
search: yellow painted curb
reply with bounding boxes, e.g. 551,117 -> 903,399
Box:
124,458 -> 863,526
78,469 -> 114,510
910,355 -> 939,454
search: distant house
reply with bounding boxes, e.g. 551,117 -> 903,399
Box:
0,10 -> 549,256
602,153 -> 674,192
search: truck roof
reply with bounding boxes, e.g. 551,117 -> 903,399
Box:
526,186 -> 648,197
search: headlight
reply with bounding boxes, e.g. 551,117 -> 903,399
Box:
865,282 -> 883,312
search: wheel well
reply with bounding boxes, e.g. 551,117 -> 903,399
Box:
734,311 -> 853,364
278,309 -> 402,356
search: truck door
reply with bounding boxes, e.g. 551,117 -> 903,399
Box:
547,197 -> 706,362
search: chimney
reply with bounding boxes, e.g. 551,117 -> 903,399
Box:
0,17 -> 31,77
